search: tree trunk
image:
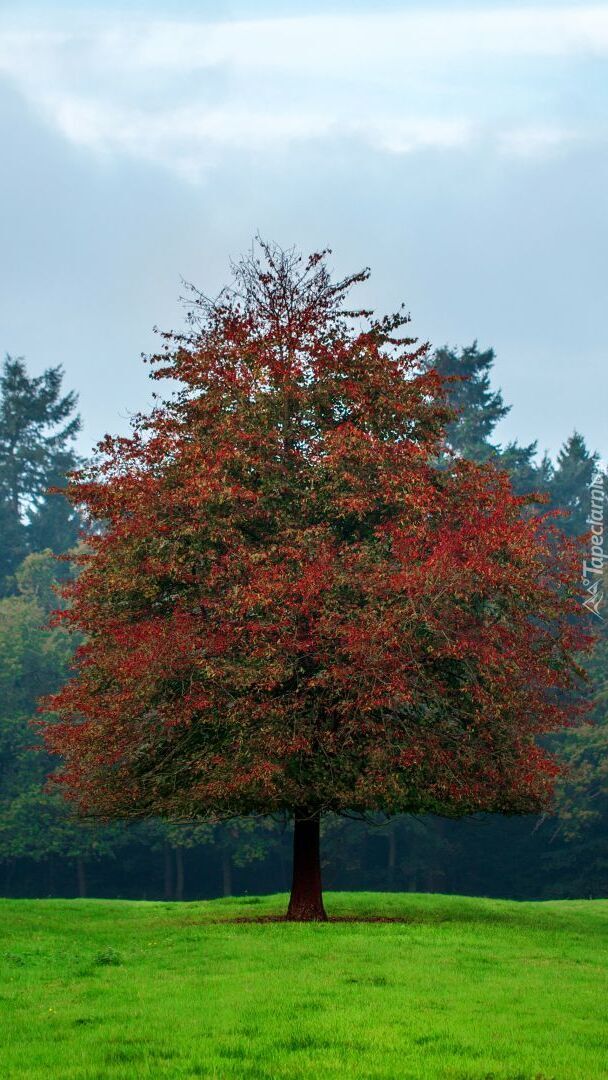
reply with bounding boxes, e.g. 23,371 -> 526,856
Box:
222,849 -> 233,897
175,847 -> 184,901
76,857 -> 87,898
286,811 -> 327,921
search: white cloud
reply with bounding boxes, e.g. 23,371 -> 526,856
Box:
12,7 -> 606,75
497,125 -> 579,157
0,5 -> 606,178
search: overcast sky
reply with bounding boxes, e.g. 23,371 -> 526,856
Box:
0,1 -> 606,461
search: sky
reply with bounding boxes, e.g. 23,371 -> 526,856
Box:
0,1 -> 606,462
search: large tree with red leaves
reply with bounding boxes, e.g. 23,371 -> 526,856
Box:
42,242 -> 590,919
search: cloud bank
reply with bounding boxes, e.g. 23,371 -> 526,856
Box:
0,5 -> 606,178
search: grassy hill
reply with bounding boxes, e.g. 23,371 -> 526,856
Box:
1,892 -> 607,1079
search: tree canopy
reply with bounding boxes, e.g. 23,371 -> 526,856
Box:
41,242 -> 592,917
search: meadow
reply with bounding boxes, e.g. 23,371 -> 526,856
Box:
0,892 -> 606,1079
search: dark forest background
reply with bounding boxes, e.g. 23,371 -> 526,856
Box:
1,345 -> 606,901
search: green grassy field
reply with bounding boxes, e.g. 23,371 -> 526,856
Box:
0,892 -> 607,1079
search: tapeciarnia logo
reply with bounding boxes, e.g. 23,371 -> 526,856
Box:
582,469 -> 606,619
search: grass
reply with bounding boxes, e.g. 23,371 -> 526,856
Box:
0,892 -> 607,1079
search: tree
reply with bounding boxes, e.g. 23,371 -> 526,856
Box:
430,343 -> 510,463
42,242 -> 591,920
547,433 -> 600,538
429,342 -> 551,497
0,356 -> 81,592
0,551 -> 121,897
548,610 -> 608,896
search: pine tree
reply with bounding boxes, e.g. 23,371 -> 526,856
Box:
429,343 -> 547,496
548,432 -> 600,537
0,356 -> 81,591
430,343 -> 510,461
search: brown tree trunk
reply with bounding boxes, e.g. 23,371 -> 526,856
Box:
175,847 -> 184,901
222,849 -> 233,897
76,857 -> 87,898
286,811 -> 327,921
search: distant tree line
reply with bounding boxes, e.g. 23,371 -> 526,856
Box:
0,347 -> 605,900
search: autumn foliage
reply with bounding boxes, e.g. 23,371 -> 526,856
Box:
41,242 -> 590,918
